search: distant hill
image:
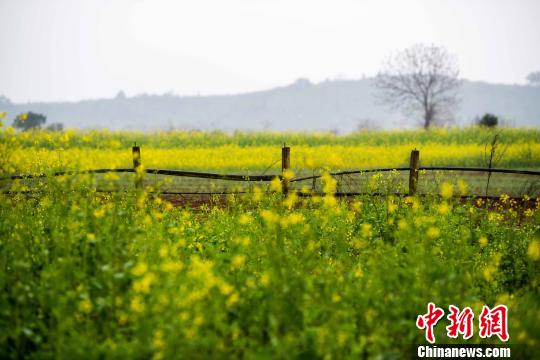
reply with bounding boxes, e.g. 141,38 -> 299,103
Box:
1,78 -> 539,132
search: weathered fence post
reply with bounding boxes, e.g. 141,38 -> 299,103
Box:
409,149 -> 420,196
132,144 -> 143,189
282,145 -> 290,195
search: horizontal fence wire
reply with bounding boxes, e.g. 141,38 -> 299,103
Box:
290,168 -> 410,182
418,167 -> 540,176
1,167 -> 539,182
3,168 -> 135,180
146,169 -> 278,181
290,167 -> 540,183
1,168 -> 281,182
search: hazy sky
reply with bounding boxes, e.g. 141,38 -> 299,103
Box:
1,0 -> 539,102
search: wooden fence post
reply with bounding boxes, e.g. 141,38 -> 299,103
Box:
281,145 -> 290,195
409,149 -> 420,195
132,145 -> 142,189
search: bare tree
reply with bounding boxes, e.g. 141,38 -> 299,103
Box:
375,44 -> 461,129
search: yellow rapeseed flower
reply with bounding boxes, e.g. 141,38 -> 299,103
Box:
78,298 -> 93,314
239,213 -> 252,225
479,236 -> 488,247
93,208 -> 105,218
130,296 -> 145,313
351,200 -> 362,212
270,177 -> 282,192
361,223 -> 372,238
397,219 -> 408,230
231,254 -> 246,270
226,292 -> 240,307
161,260 -> 183,272
438,202 -> 450,215
218,282 -> 234,296
153,330 -> 165,349
260,272 -> 271,286
131,261 -> 148,276
132,273 -> 155,293
282,169 -> 294,181
321,173 -> 337,194
283,192 -> 298,209
323,194 -> 338,208
528,239 -> 540,261
252,186 -> 263,202
261,209 -> 279,225
426,227 -> 440,239
458,180 -> 468,195
440,183 -> 454,199
483,265 -> 497,281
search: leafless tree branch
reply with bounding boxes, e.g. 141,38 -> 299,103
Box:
374,44 -> 461,129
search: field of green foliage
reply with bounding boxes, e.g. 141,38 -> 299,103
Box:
0,128 -> 539,358
0,175 -> 539,358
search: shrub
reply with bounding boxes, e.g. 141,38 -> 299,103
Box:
478,113 -> 498,127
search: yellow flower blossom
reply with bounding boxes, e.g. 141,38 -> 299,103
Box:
426,227 -> 440,239
351,201 -> 362,212
153,330 -> 165,349
321,173 -> 337,194
218,282 -> 234,296
252,186 -> 263,202
78,298 -> 93,314
132,261 -> 148,276
283,192 -> 298,209
282,168 -> 294,181
528,239 -> 540,261
387,197 -> 397,213
261,209 -> 279,225
270,177 -> 282,193
440,183 -> 454,199
458,180 -> 468,195
260,272 -> 271,286
161,260 -> 183,273
479,236 -> 488,247
323,194 -> 338,208
360,223 -> 372,238
226,292 -> 240,307
231,254 -> 246,270
483,265 -> 497,281
239,213 -> 252,225
93,208 -> 105,218
438,202 -> 450,215
132,273 -> 156,293
397,219 -> 409,230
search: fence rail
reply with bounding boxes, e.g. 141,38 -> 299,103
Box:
1,168 -> 280,182
1,146 -> 539,197
4,166 -> 540,182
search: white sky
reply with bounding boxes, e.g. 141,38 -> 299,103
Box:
1,0 -> 539,102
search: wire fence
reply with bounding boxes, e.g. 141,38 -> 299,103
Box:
1,146 -> 539,198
